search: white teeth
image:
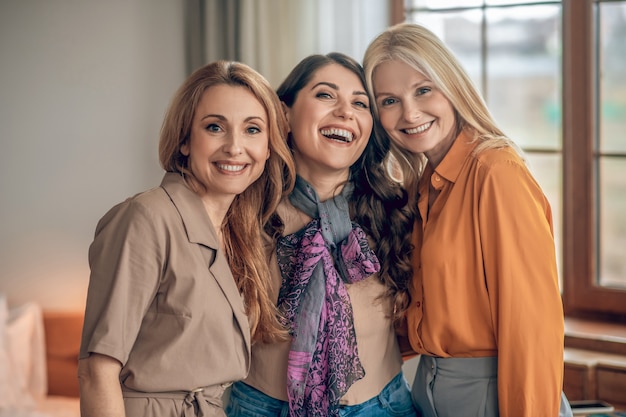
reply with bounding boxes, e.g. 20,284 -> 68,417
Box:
217,164 -> 245,172
405,121 -> 432,134
320,128 -> 353,142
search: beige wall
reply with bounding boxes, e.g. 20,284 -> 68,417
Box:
0,0 -> 186,310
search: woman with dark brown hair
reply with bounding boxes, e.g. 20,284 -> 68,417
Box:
226,53 -> 417,417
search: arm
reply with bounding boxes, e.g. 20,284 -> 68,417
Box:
479,157 -> 564,416
79,196 -> 166,401
78,353 -> 125,417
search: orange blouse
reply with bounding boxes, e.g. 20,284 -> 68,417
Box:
406,131 -> 565,416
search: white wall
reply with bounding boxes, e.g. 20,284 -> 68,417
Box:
0,0 -> 186,311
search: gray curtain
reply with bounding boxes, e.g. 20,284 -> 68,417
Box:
185,0 -> 390,87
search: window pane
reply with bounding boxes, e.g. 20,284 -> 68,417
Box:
598,158 -> 626,288
599,2 -> 626,153
408,0 -> 482,8
486,0 -> 560,5
408,10 -> 483,91
485,5 -> 561,151
526,153 -> 563,286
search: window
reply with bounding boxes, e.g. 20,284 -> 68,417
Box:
563,0 -> 626,319
399,0 -> 626,319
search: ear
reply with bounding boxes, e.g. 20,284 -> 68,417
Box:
266,148 -> 270,160
180,141 -> 190,156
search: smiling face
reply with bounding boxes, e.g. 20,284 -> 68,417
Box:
181,84 -> 270,203
372,59 -> 458,168
284,63 -> 373,183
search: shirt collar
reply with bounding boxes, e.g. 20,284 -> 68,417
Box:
160,172 -> 220,250
433,129 -> 478,184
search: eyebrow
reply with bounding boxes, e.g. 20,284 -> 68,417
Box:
311,81 -> 368,98
200,114 -> 266,124
374,79 -> 431,99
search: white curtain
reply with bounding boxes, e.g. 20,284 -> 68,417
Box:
186,0 -> 390,88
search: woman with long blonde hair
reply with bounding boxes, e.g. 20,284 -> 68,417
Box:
364,23 -> 572,417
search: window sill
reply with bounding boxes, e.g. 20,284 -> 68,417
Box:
564,318 -> 626,408
565,317 -> 626,356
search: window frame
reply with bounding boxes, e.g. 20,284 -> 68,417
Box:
394,0 -> 626,320
562,0 -> 626,320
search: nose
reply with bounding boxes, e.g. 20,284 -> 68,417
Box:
403,101 -> 420,122
333,99 -> 354,119
222,132 -> 243,155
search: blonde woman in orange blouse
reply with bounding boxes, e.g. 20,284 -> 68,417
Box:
364,23 -> 573,417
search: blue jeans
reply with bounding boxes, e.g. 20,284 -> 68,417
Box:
226,372 -> 417,417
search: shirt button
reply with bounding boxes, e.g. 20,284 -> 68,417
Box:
434,175 -> 441,181
416,301 -> 421,307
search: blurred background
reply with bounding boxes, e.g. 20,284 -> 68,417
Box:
3,0 -> 625,314
0,0 -> 390,311
2,0 -> 625,313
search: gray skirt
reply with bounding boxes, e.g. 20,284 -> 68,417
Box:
411,355 -> 573,417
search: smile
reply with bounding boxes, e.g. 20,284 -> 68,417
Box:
320,128 -> 354,143
216,163 -> 246,172
404,121 -> 433,134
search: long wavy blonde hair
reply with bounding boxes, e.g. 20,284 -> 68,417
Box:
364,23 -> 523,201
159,61 -> 296,342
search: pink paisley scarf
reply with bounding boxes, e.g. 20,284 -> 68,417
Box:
276,176 -> 380,417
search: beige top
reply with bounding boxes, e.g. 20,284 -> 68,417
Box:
80,173 -> 250,412
244,199 -> 402,405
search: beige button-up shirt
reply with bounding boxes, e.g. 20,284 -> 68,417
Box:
80,172 -> 250,416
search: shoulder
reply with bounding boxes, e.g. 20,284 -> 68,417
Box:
89,187 -> 178,267
467,144 -> 533,185
470,145 -> 549,210
127,186 -> 170,210
119,186 -> 173,218
95,186 -> 174,235
473,144 -> 525,169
